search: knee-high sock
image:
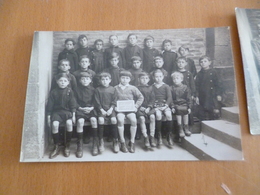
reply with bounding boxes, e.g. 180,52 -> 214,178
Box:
52,133 -> 60,145
98,125 -> 104,139
118,126 -> 125,143
111,125 -> 118,139
130,126 -> 137,143
66,131 -> 73,143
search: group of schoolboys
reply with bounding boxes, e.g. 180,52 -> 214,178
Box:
46,33 -> 222,159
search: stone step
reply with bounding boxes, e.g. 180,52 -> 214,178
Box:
181,134 -> 243,161
221,107 -> 239,124
201,120 -> 242,151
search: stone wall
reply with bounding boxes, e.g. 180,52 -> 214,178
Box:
52,28 -> 206,75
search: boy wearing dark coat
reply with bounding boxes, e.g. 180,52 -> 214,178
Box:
195,56 -> 222,120
161,39 -> 178,74
46,73 -> 77,159
75,35 -> 92,59
74,72 -> 98,157
94,72 -> 119,153
123,33 -> 143,70
105,35 -> 125,69
143,35 -> 160,72
91,39 -> 106,74
58,38 -> 79,73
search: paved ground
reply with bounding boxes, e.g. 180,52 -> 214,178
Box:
42,138 -> 198,162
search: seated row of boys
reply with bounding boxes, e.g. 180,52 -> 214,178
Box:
58,34 -> 197,78
46,53 -> 222,159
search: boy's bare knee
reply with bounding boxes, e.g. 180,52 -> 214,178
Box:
165,112 -> 172,120
90,117 -> 97,127
150,114 -> 155,121
155,111 -> 162,120
111,117 -> 117,124
77,118 -> 84,127
140,116 -> 145,123
98,117 -> 104,125
66,120 -> 73,132
52,121 -> 59,133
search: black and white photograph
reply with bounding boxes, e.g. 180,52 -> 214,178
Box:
20,27 -> 243,162
236,8 -> 260,135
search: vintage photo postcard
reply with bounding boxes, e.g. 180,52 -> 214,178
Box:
236,8 -> 260,135
20,27 -> 243,162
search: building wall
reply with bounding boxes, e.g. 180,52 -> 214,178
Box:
52,28 -> 206,75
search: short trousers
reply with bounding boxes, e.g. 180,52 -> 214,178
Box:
76,109 -> 97,121
52,110 -> 72,123
136,108 -> 156,118
173,105 -> 189,115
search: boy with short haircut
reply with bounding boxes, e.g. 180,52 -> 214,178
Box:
195,56 -> 222,120
152,69 -> 174,148
137,72 -> 156,148
176,57 -> 196,131
171,72 -> 192,137
115,71 -> 144,153
73,55 -> 96,86
91,39 -> 106,74
124,33 -> 143,70
46,73 -> 77,159
94,72 -> 120,153
58,38 -> 79,73
103,52 -> 125,87
149,56 -> 169,84
105,35 -> 125,69
74,72 -> 98,157
178,45 -> 197,77
128,56 -> 145,86
51,59 -> 77,91
143,35 -> 160,72
76,35 -> 92,59
161,39 -> 178,74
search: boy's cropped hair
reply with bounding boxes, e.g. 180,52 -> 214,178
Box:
131,56 -> 142,62
109,35 -> 118,39
78,34 -> 88,42
55,72 -> 70,81
99,72 -> 111,80
199,55 -> 211,62
154,55 -> 163,61
144,35 -> 154,42
119,70 -> 132,78
178,45 -> 190,53
59,59 -> 70,66
109,52 -> 119,60
162,39 -> 172,46
152,69 -> 164,76
138,72 -> 150,78
127,33 -> 138,40
79,72 -> 92,79
94,39 -> 103,45
176,56 -> 188,62
171,71 -> 184,79
79,55 -> 91,62
65,38 -> 76,45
